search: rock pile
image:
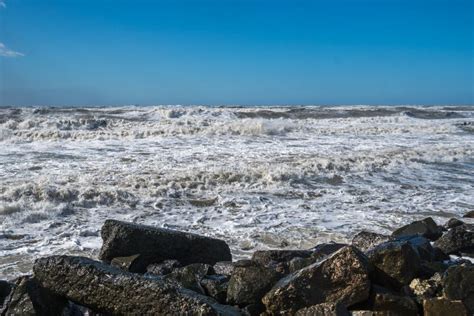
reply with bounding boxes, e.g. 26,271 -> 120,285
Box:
1,215 -> 473,315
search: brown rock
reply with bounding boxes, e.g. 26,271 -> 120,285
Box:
442,265 -> 474,314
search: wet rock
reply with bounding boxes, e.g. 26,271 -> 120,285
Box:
146,259 -> 181,275
352,231 -> 392,252
288,257 -> 313,273
99,219 -> 232,270
442,265 -> 474,314
0,280 -> 13,308
251,249 -> 312,266
395,235 -> 437,261
110,254 -> 148,273
423,297 -> 468,316
164,263 -> 214,294
33,256 -> 241,315
310,243 -> 348,261
419,261 -> 449,279
352,285 -> 418,316
213,261 -> 235,276
445,218 -> 464,229
0,276 -> 68,316
392,217 -> 442,241
434,224 -> 474,255
241,303 -> 265,316
463,211 -> 474,218
227,261 -> 282,307
409,273 -> 442,298
200,275 -> 229,304
295,303 -> 349,316
262,246 -> 371,314
367,240 -> 421,289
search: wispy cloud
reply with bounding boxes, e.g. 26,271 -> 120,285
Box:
0,1 -> 5,8
0,42 -> 25,57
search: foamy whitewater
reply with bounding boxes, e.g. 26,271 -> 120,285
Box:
1,105 -> 473,279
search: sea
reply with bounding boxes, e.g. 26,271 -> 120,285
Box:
0,105 -> 473,279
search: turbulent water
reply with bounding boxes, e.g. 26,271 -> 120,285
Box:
0,105 -> 473,279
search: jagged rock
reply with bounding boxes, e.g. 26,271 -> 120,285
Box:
262,246 -> 371,314
423,297 -> 468,316
352,231 -> 392,252
367,240 -> 421,289
442,265 -> 474,314
213,261 -> 235,276
241,303 -> 265,316
463,211 -> 474,218
98,219 -> 232,270
351,285 -> 418,316
0,276 -> 68,316
146,259 -> 181,275
110,254 -> 148,272
409,273 -> 442,298
445,218 -> 464,229
251,249 -> 312,266
395,235 -> 437,261
392,217 -> 442,241
295,303 -> 349,316
200,275 -> 229,304
0,280 -> 13,308
288,257 -> 313,273
33,256 -> 241,315
419,262 -> 449,279
434,224 -> 474,255
227,260 -> 282,307
164,263 -> 214,294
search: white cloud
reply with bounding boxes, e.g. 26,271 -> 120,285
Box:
0,42 -> 24,57
0,1 -> 5,8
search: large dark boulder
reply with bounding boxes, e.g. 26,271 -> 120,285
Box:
98,219 -> 232,270
262,246 -> 371,314
0,280 -> 13,309
200,275 -> 229,304
33,256 -> 241,315
366,240 -> 421,289
310,243 -> 348,261
295,303 -> 349,316
352,231 -> 392,252
146,259 -> 181,275
0,276 -> 68,316
445,218 -> 464,229
442,265 -> 474,314
251,249 -> 312,266
392,217 -> 442,241
164,263 -> 214,294
423,297 -> 469,316
226,260 -> 282,307
434,224 -> 474,255
463,211 -> 474,218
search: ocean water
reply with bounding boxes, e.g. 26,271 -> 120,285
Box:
0,105 -> 473,279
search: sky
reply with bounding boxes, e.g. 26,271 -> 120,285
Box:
0,0 -> 473,106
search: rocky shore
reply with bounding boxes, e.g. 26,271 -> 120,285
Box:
1,215 -> 474,316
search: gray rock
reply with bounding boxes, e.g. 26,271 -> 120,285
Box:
251,249 -> 312,266
296,303 -> 349,316
434,224 -> 474,255
146,259 -> 181,275
213,261 -> 235,276
110,254 -> 148,273
33,255 -> 241,315
227,261 -> 281,307
463,211 -> 474,218
262,246 -> 371,315
442,264 -> 474,314
352,285 -> 418,316
200,275 -> 229,304
445,218 -> 465,229
352,231 -> 392,252
164,263 -> 214,294
0,280 -> 13,309
310,243 -> 348,261
99,219 -> 232,270
0,276 -> 68,316
423,297 -> 469,316
392,217 -> 442,241
367,240 -> 421,289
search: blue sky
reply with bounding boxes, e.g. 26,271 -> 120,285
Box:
0,0 -> 472,106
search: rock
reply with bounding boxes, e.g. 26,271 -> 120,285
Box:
251,249 -> 312,266
33,255 -> 241,315
423,297 -> 468,316
288,257 -> 313,273
99,219 -> 232,270
445,218 -> 464,229
295,303 -> 349,316
200,275 -> 229,304
110,254 -> 148,272
395,235 -> 437,261
419,261 -> 449,279
227,261 -> 282,307
434,224 -> 474,255
442,265 -> 474,314
262,246 -> 371,314
350,312 -> 390,316
352,285 -> 418,316
0,276 -> 68,315
241,303 -> 265,316
352,231 -> 392,252
146,259 -> 181,275
0,280 -> 13,308
392,217 -> 442,241
366,240 -> 421,289
164,263 -> 214,294
409,273 -> 442,298
310,243 -> 348,261
213,261 -> 235,276
463,211 -> 474,218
